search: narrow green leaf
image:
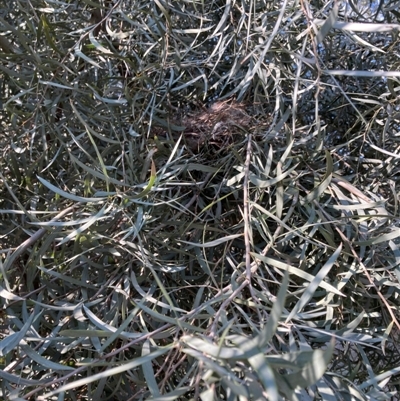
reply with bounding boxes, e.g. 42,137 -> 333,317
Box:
284,340 -> 335,388
301,150 -> 333,204
142,339 -> 160,397
57,203 -> 112,246
354,228 -> 400,246
251,253 -> 344,296
258,271 -> 289,347
74,45 -> 103,68
248,353 -> 278,400
20,344 -> 75,371
37,175 -> 106,203
42,346 -> 172,398
0,311 -> 35,356
180,234 -> 242,248
316,2 -> 339,44
286,244 -> 342,322
128,160 -> 157,199
181,336 -> 248,360
250,164 -> 298,188
41,14 -> 64,55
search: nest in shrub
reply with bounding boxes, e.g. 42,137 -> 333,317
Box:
180,100 -> 253,152
153,100 -> 254,154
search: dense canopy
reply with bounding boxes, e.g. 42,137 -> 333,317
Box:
1,0 -> 400,400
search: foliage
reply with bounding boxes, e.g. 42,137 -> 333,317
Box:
1,0 -> 400,400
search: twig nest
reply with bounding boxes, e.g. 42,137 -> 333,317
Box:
181,100 -> 253,151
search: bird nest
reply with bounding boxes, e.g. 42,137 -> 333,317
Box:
181,100 -> 253,151
154,100 -> 254,153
